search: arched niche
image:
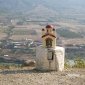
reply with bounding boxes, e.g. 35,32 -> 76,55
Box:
46,38 -> 53,48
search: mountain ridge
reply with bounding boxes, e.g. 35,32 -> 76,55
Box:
0,0 -> 85,14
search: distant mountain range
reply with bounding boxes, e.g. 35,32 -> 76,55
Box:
0,0 -> 85,14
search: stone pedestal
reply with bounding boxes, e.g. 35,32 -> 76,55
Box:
36,46 -> 65,71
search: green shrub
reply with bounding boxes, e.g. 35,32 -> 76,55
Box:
74,58 -> 85,68
0,63 -> 22,69
64,58 -> 85,68
64,59 -> 72,68
64,63 -> 71,68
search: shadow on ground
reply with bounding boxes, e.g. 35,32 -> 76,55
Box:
0,57 -> 24,64
0,68 -> 53,75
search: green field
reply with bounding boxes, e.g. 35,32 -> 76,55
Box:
57,28 -> 83,38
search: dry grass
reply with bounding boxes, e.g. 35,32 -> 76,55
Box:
10,35 -> 40,40
62,38 -> 85,45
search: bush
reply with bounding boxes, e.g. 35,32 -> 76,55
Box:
64,58 -> 85,68
64,59 -> 72,68
64,63 -> 71,68
74,58 -> 85,68
0,63 -> 22,69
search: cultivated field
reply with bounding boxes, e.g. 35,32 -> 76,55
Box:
9,24 -> 42,40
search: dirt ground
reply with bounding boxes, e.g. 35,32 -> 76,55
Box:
0,33 -> 7,40
0,68 -> 85,85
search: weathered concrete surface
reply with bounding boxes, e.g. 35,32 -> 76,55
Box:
36,46 -> 65,71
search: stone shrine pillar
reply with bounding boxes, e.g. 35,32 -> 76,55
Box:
36,25 -> 65,71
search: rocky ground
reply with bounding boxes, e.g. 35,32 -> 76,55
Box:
0,68 -> 85,85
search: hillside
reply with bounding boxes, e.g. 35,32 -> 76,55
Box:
0,0 -> 85,23
0,0 -> 85,42
0,0 -> 85,14
0,0 -> 85,21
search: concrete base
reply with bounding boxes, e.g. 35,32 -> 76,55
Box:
36,46 -> 65,71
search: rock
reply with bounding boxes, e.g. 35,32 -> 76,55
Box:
22,60 -> 36,67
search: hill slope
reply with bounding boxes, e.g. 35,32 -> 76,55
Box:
0,0 -> 85,13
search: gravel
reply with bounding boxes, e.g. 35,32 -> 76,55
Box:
0,68 -> 85,85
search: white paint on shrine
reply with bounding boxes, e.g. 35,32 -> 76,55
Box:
36,25 -> 65,71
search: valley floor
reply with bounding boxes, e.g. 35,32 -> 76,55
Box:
0,68 -> 85,85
